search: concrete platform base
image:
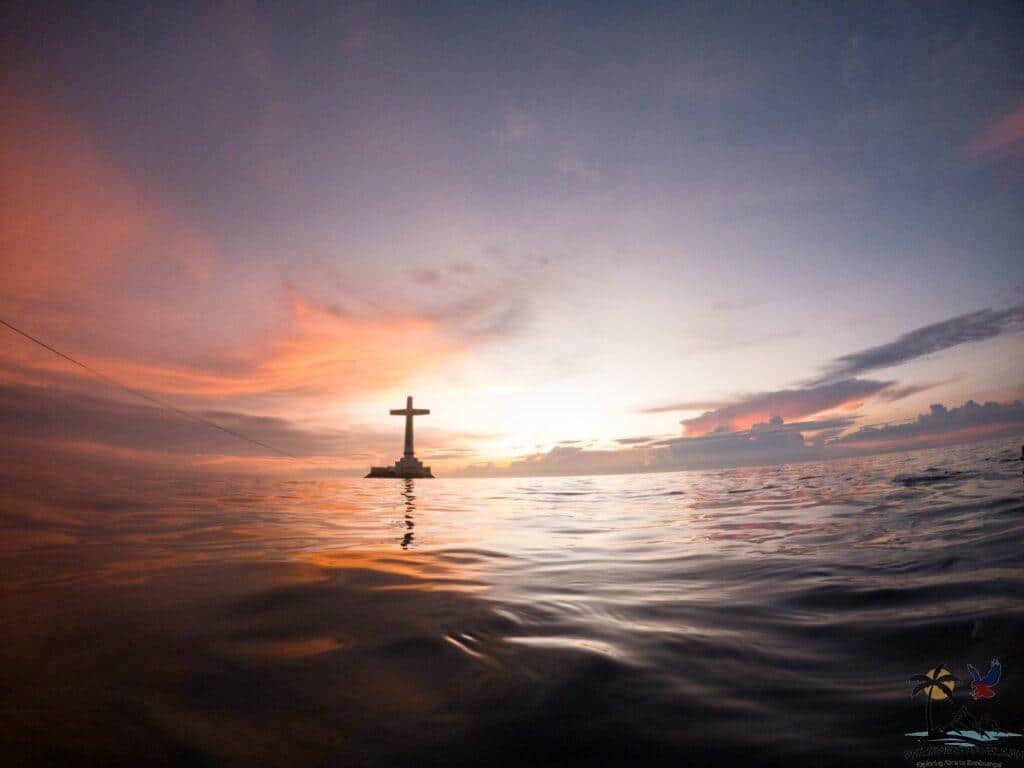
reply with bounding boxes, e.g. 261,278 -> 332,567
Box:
365,466 -> 434,478
366,455 -> 433,478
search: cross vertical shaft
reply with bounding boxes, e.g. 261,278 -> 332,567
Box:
404,401 -> 414,456
390,396 -> 430,459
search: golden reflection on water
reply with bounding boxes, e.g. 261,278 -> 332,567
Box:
401,478 -> 415,550
0,441 -> 1022,766
229,636 -> 344,660
2,444 -> 1020,604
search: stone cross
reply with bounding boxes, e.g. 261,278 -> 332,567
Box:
390,396 -> 429,457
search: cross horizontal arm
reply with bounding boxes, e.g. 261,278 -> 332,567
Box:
390,408 -> 430,416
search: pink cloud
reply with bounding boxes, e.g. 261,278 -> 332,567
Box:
0,91 -> 514,412
968,104 -> 1024,158
679,379 -> 892,436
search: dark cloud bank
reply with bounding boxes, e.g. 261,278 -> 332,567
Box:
0,383 -> 352,459
0,383 -> 402,474
463,402 -> 1023,477
833,400 -> 1024,448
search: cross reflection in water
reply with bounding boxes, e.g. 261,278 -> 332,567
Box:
400,478 -> 415,549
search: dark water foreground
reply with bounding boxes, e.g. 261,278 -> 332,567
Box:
1,440 -> 1022,766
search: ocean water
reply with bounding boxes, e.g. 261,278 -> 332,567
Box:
1,439 -> 1022,766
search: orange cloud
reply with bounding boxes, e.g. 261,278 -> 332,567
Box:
0,90 -> 474,408
679,379 -> 892,436
249,295 -> 460,400
3,292 -> 461,402
968,104 -> 1024,158
0,91 -> 216,303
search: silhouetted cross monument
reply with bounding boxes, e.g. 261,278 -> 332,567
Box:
366,396 -> 434,478
392,396 -> 429,458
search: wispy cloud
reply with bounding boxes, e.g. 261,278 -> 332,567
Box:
968,104 -> 1024,159
876,380 -> 948,402
678,379 -> 891,436
615,435 -> 661,445
408,267 -> 441,285
493,105 -> 537,144
640,400 -> 729,414
814,305 -> 1024,383
555,148 -> 599,183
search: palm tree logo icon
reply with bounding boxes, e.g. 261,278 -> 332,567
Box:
909,666 -> 959,735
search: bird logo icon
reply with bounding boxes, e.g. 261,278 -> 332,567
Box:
967,659 -> 1001,700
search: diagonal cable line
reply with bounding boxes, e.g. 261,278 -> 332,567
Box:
0,317 -> 298,459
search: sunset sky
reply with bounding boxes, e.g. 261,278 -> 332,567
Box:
2,2 -> 1022,476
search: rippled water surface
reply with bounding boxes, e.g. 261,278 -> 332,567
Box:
2,439 -> 1023,766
